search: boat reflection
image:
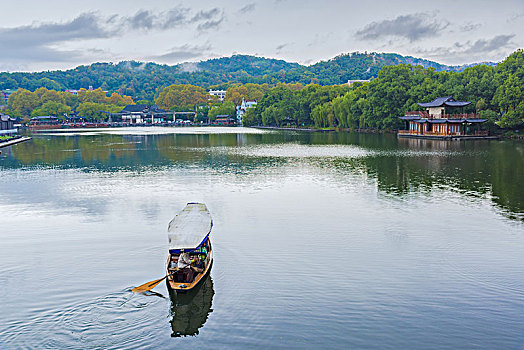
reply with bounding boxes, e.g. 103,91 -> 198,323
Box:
169,274 -> 214,337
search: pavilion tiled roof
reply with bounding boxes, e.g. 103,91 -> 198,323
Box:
417,96 -> 471,108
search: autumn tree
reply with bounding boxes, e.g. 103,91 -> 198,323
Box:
7,87 -> 133,119
155,84 -> 210,110
225,83 -> 269,105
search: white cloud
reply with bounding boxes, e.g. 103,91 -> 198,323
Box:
355,13 -> 448,42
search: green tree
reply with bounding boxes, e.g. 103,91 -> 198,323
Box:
76,102 -> 121,121
261,105 -> 278,126
208,101 -> 236,121
499,102 -> 524,128
476,98 -> 487,112
31,101 -> 71,120
8,88 -> 39,117
493,74 -> 522,113
242,107 -> 258,126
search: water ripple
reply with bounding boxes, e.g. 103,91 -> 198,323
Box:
2,289 -> 168,349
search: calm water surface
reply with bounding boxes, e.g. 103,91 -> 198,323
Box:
0,127 -> 523,349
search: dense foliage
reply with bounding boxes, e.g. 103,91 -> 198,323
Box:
208,101 -> 236,121
3,50 -> 522,128
0,53 -> 495,101
155,84 -> 211,110
244,50 -> 524,129
242,84 -> 350,127
225,83 -> 270,105
6,87 -> 134,121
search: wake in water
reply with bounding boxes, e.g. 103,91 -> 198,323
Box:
2,288 -> 168,349
2,276 -> 216,349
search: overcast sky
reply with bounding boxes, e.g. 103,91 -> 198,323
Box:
0,0 -> 522,72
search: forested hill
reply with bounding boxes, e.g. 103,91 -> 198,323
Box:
0,52 -> 495,100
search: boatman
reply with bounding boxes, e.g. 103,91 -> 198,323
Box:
177,249 -> 194,282
178,249 -> 191,269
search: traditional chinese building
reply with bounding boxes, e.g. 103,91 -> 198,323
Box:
0,114 -> 16,134
120,104 -> 171,124
213,115 -> 235,125
398,96 -> 489,139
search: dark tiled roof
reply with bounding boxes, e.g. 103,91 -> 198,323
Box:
30,116 -> 58,120
121,104 -> 168,113
149,104 -> 166,112
418,96 -> 452,107
444,101 -> 470,107
417,96 -> 471,108
0,114 -> 15,122
121,104 -> 148,113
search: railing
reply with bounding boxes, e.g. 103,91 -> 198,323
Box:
398,129 -> 464,136
440,113 -> 479,119
398,130 -> 489,137
405,111 -> 430,118
422,131 -> 452,136
404,112 -> 480,119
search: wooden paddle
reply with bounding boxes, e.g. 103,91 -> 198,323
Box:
132,276 -> 167,293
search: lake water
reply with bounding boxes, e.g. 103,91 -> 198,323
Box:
0,127 -> 523,349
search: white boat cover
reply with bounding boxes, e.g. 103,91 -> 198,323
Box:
168,203 -> 212,251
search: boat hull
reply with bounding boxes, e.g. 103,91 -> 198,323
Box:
166,249 -> 213,293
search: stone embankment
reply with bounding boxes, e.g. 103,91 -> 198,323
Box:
0,136 -> 32,148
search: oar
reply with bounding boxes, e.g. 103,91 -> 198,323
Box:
132,275 -> 167,293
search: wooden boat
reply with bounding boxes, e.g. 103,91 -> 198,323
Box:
166,203 -> 213,293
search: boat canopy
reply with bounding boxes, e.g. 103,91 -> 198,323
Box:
168,203 -> 212,253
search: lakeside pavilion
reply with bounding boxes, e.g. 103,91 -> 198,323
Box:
398,96 -> 490,140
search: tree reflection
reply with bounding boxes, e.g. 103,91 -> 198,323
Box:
332,137 -> 524,221
1,131 -> 522,221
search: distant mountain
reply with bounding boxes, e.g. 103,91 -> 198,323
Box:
0,52 -> 496,100
197,55 -> 301,76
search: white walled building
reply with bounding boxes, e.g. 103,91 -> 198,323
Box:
236,97 -> 257,124
209,90 -> 226,101
347,79 -> 370,86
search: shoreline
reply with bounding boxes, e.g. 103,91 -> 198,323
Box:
253,126 -> 335,132
254,126 -> 395,134
253,126 -> 518,140
0,136 -> 32,148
